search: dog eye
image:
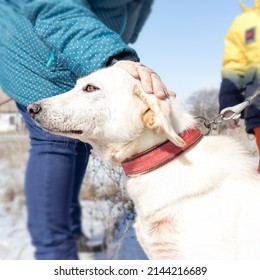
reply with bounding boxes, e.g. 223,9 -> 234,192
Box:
84,84 -> 99,93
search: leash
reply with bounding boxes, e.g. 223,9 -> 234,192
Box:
196,89 -> 260,135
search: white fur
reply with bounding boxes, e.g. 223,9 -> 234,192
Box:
31,67 -> 260,259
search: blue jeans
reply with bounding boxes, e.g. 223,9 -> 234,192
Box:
17,103 -> 91,260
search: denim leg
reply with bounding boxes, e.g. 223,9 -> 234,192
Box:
17,103 -> 90,260
69,141 -> 90,237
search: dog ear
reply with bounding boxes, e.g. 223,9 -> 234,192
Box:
133,85 -> 186,147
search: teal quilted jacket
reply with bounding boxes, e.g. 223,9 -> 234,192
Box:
0,0 -> 153,105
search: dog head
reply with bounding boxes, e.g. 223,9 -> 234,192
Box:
28,67 -> 193,163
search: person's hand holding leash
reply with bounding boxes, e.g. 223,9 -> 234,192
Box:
223,110 -> 240,129
113,60 -> 176,99
225,118 -> 240,129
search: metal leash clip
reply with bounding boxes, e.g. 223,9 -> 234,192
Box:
220,88 -> 260,120
196,88 -> 260,135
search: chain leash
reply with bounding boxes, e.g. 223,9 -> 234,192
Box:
196,89 -> 260,135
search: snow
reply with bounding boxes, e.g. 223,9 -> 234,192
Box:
0,134 -> 147,260
0,205 -> 33,259
0,199 -> 147,260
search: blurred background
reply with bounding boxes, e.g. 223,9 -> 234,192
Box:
0,0 -> 258,259
133,0 -> 254,100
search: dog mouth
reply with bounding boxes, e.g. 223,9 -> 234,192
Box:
36,121 -> 84,136
60,130 -> 83,135
41,127 -> 84,135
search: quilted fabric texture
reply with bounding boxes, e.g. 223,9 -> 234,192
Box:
0,0 -> 153,105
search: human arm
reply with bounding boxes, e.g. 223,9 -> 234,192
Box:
22,0 -> 139,76
22,0 -> 172,99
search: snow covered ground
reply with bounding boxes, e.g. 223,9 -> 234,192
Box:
0,133 -> 147,260
0,199 -> 147,260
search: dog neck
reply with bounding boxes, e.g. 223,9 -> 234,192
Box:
121,127 -> 203,177
103,99 -> 198,169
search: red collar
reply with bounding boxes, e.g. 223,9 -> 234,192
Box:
121,127 -> 203,177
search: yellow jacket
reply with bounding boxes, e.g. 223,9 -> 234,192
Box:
219,0 -> 260,133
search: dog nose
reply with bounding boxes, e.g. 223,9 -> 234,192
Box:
27,103 -> 42,118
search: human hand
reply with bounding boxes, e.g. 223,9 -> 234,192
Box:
224,112 -> 240,129
225,119 -> 240,129
112,60 -> 176,99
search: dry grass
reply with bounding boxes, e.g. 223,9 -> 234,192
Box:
0,130 -> 134,256
0,131 -> 129,203
0,132 -> 28,210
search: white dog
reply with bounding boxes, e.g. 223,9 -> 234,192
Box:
28,67 -> 260,259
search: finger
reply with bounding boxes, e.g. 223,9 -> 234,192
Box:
162,85 -> 176,99
231,120 -> 240,128
225,120 -> 239,129
139,64 -> 154,73
227,120 -> 234,129
234,120 -> 240,128
151,73 -> 167,99
113,61 -> 139,78
225,120 -> 232,129
167,89 -> 177,98
114,61 -> 174,99
137,66 -> 153,93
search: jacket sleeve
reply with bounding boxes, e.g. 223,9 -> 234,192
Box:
22,0 -> 139,77
219,17 -> 246,111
